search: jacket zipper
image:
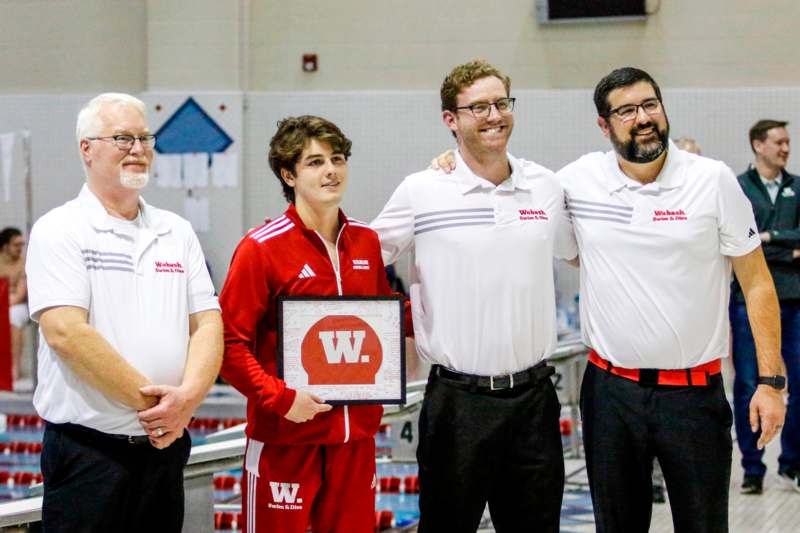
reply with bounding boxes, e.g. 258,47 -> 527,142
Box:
313,224 -> 349,442
314,226 -> 344,296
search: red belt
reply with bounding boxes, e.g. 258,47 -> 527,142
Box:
588,350 -> 721,386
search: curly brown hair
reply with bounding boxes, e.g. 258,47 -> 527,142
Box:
440,60 -> 511,112
268,116 -> 353,203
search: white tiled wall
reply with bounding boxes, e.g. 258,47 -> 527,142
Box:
3,1 -> 800,94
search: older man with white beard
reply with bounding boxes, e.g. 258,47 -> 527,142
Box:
25,93 -> 223,532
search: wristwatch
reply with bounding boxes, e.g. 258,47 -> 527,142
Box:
758,375 -> 787,390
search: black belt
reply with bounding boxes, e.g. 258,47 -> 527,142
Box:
432,361 -> 554,392
47,422 -> 151,445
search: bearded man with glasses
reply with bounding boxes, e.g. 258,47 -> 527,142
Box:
558,67 -> 786,533
371,60 -> 576,532
25,93 -> 223,532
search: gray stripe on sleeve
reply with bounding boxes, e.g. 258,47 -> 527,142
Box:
84,257 -> 135,266
415,214 -> 495,228
81,249 -> 133,259
414,221 -> 494,235
86,265 -> 135,273
415,208 -> 494,220
569,206 -> 632,220
568,199 -> 633,213
570,213 -> 631,224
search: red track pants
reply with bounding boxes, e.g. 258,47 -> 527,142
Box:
242,437 -> 376,533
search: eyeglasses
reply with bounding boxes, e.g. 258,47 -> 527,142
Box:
606,98 -> 662,122
455,97 -> 516,118
86,135 -> 157,150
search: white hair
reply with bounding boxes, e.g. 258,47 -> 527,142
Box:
75,93 -> 147,145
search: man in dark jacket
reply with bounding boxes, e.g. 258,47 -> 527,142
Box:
733,119 -> 799,495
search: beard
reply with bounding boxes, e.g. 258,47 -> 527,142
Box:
610,117 -> 670,164
120,169 -> 150,190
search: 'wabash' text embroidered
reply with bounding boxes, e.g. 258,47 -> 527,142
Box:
155,261 -> 185,273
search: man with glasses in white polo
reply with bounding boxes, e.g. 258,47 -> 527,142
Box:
26,93 -> 223,532
560,67 -> 786,533
371,60 -> 576,532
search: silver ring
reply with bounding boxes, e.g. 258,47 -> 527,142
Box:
155,428 -> 164,437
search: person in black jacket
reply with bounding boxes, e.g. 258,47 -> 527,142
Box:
732,119 -> 799,495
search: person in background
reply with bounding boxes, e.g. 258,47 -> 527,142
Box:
731,119 -> 800,494
384,264 -> 407,295
0,227 -> 27,380
675,136 -> 702,155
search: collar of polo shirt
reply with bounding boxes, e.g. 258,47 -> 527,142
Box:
759,174 -> 782,188
604,139 -> 687,194
454,149 -> 534,195
78,184 -> 170,236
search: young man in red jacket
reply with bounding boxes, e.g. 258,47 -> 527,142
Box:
220,116 -> 395,532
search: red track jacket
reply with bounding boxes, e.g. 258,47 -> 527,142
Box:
220,204 -> 395,445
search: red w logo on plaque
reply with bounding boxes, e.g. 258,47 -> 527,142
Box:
301,315 -> 383,385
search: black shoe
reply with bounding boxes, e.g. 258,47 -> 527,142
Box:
741,475 -> 764,495
778,468 -> 800,493
652,484 -> 666,504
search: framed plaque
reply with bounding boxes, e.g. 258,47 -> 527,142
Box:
277,295 -> 406,405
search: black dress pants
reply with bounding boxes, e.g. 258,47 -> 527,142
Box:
581,363 -> 733,533
41,422 -> 192,533
416,366 -> 564,533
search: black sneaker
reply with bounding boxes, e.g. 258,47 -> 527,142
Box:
741,475 -> 763,495
652,484 -> 666,504
778,468 -> 800,493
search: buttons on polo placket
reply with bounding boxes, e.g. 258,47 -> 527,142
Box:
133,253 -> 144,276
492,189 -> 520,225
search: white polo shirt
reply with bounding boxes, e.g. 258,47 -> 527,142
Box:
556,141 -> 760,369
371,150 -> 576,375
26,184 -> 219,435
